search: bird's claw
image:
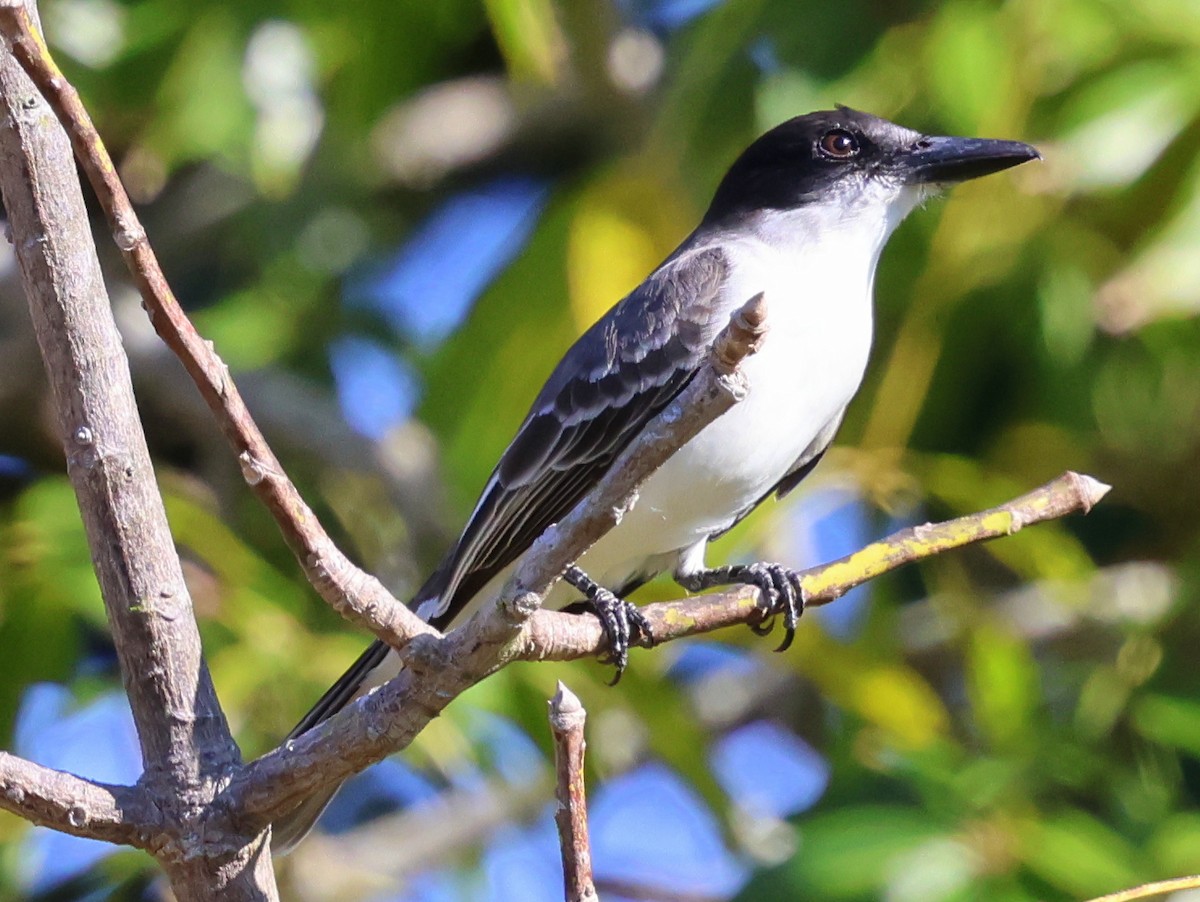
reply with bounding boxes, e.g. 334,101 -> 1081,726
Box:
563,565 -> 652,683
736,562 -> 807,652
590,589 -> 652,683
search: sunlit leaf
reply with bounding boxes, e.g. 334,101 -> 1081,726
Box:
1019,809 -> 1144,896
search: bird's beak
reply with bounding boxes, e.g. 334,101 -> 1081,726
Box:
899,135 -> 1041,184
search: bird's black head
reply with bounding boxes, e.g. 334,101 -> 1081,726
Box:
702,107 -> 1039,228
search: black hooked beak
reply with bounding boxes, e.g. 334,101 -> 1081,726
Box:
899,135 -> 1041,184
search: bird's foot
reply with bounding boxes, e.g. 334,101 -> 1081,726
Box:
677,562 -> 807,652
563,565 -> 652,683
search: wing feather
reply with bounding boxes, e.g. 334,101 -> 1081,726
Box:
419,245 -> 731,628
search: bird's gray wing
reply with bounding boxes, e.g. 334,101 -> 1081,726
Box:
418,244 -> 733,629
276,246 -> 734,847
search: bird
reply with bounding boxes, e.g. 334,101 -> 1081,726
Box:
272,107 -> 1038,852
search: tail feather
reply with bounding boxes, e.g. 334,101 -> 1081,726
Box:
286,639 -> 392,740
272,638 -> 394,854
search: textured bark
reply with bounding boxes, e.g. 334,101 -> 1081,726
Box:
0,1 -> 276,896
549,684 -> 598,902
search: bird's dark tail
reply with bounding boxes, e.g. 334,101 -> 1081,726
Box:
271,638 -> 393,854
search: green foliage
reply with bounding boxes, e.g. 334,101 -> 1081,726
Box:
1,0 -> 1199,898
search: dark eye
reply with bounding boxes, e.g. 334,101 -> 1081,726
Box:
818,129 -> 859,159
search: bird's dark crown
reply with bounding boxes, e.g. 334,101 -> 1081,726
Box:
702,107 -> 922,227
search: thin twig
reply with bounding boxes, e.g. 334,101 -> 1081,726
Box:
514,470 -> 1111,660
0,0 -> 429,651
1085,875 -> 1200,902
549,683 -> 597,902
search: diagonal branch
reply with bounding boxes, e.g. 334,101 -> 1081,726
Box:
0,0 -> 430,652
0,753 -> 158,848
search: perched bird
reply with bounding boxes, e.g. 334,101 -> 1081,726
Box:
273,107 -> 1038,851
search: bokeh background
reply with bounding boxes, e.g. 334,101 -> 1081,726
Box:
2,0 -> 1199,898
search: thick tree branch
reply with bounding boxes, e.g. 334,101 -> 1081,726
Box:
0,0 -> 238,822
0,2 -> 276,896
0,753 -> 157,848
0,0 -> 428,652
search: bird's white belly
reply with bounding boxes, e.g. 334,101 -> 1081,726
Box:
577,255 -> 875,588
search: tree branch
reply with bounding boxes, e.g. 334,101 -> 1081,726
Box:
0,0 -> 429,652
0,753 -> 157,848
0,0 -> 239,824
549,683 -> 598,902
513,470 -> 1111,660
1085,875 -> 1200,902
0,2 -> 275,896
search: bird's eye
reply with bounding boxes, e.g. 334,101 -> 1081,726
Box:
818,129 -> 859,159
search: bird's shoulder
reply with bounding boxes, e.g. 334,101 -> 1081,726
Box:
496,242 -> 734,487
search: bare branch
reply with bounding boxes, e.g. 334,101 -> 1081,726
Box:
0,2 -> 282,895
549,683 -> 598,902
0,753 -> 158,848
513,471 -> 1112,659
1085,875 -> 1200,902
0,0 -> 428,651
0,0 -> 238,811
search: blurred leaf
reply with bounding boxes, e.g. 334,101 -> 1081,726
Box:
1149,812 -> 1200,876
1055,58 -> 1200,191
925,2 -> 1017,132
483,0 -> 565,85
793,625 -> 950,749
146,10 -> 253,166
967,623 -> 1040,750
785,805 -> 946,898
1130,693 -> 1200,758
0,479 -> 105,739
566,170 -> 689,330
1019,809 -> 1144,897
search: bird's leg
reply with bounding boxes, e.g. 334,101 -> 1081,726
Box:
562,564 -> 652,682
676,563 -> 807,652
